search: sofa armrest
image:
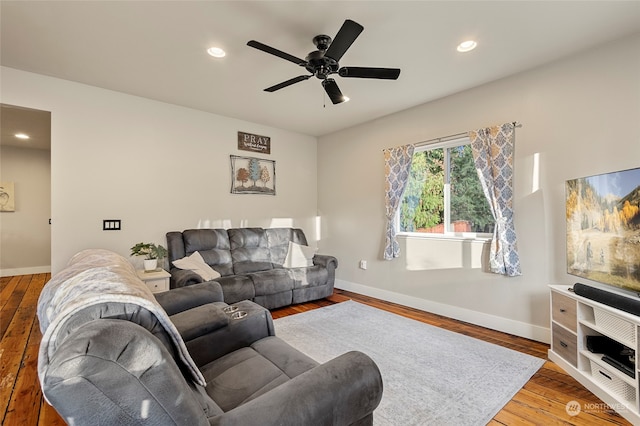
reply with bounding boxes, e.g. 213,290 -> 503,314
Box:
313,254 -> 338,269
210,351 -> 382,426
171,267 -> 206,288
155,282 -> 224,316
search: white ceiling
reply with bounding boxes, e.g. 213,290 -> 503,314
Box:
1,1 -> 640,137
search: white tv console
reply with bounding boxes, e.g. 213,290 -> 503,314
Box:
549,284 -> 640,424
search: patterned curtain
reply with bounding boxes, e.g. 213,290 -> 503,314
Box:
469,123 -> 522,276
383,144 -> 415,260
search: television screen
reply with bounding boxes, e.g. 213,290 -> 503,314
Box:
566,167 -> 640,293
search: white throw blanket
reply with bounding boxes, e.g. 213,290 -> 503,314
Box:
37,249 -> 206,389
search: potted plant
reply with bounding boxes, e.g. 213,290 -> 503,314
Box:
130,242 -> 168,271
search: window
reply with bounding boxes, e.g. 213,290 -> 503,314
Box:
398,137 -> 494,237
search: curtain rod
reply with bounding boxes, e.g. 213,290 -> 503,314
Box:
402,121 -> 522,150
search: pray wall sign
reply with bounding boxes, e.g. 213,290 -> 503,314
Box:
237,131 -> 271,154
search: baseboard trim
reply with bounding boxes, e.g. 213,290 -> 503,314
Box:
335,279 -> 550,344
1,265 -> 51,277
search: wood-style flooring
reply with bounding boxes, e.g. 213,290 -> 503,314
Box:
1,273 -> 632,425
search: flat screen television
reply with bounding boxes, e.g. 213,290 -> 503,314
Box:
566,167 -> 640,294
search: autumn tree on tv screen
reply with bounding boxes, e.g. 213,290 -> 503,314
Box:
566,167 -> 640,292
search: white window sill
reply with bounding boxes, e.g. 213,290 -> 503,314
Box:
397,232 -> 492,243
396,232 -> 491,270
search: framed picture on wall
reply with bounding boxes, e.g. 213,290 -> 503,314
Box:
0,182 -> 15,212
230,155 -> 276,195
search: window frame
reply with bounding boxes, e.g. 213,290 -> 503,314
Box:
395,136 -> 494,241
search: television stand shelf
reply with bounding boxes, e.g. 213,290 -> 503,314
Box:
549,285 -> 640,424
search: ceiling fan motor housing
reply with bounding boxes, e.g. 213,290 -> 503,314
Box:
305,34 -> 339,80
305,46 -> 338,79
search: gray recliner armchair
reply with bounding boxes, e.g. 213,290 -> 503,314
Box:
38,250 -> 383,426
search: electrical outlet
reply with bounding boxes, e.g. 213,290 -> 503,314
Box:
359,260 -> 367,270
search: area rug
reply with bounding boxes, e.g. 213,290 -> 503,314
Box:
273,300 -> 544,426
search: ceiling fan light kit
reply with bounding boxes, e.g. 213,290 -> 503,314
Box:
247,19 -> 401,105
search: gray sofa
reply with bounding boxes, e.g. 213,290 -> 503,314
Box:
166,227 -> 338,309
37,249 -> 383,425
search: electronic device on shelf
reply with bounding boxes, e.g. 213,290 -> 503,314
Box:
586,335 -> 636,378
602,354 -> 636,378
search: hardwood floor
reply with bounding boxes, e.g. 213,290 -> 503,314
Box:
1,274 -> 632,425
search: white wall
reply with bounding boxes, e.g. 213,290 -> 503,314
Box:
0,145 -> 51,275
318,33 -> 640,343
0,67 -> 318,274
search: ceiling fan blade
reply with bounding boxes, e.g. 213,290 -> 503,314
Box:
247,40 -> 307,66
264,75 -> 312,92
322,78 -> 346,104
324,19 -> 364,62
338,67 -> 401,80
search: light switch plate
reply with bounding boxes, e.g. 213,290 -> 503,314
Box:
103,219 -> 121,230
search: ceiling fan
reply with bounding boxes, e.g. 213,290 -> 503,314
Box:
247,19 -> 401,105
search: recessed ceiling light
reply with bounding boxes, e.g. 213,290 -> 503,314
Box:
457,40 -> 477,53
14,133 -> 29,139
207,47 -> 226,58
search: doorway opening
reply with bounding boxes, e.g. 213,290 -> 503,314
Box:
0,104 -> 52,276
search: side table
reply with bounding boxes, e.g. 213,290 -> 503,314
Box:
136,268 -> 171,293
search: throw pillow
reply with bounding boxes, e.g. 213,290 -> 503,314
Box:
172,251 -> 221,281
284,241 -> 315,268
